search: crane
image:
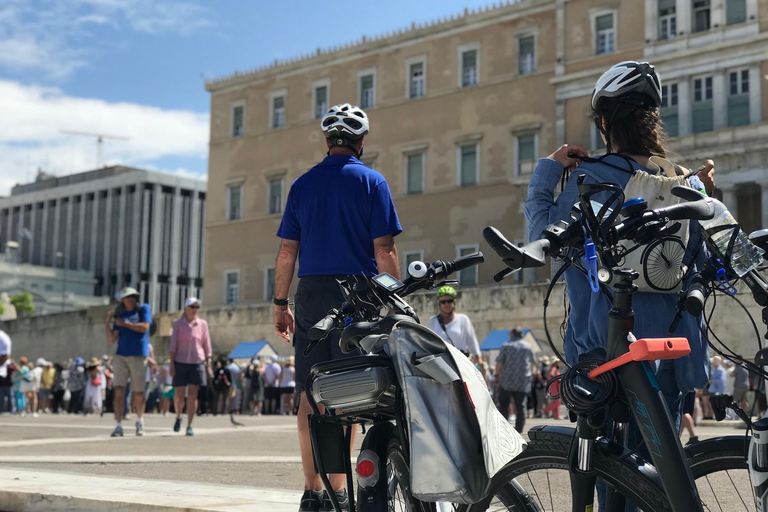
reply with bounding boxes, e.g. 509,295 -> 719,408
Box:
59,130 -> 130,169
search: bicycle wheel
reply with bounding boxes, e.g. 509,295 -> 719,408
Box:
686,436 -> 755,512
459,425 -> 672,512
386,433 -> 433,512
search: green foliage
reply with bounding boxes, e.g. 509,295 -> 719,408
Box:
10,292 -> 35,314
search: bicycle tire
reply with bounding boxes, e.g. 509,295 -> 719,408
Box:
386,432 -> 433,512
685,435 -> 755,511
459,425 -> 672,512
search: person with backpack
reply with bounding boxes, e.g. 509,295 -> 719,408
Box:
426,286 -> 481,358
526,61 -> 714,509
211,358 -> 231,416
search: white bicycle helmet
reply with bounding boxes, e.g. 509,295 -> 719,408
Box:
591,61 -> 662,109
320,103 -> 369,141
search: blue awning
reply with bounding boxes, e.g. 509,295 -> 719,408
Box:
227,341 -> 277,360
480,329 -> 541,353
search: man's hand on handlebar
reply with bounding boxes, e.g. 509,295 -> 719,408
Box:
274,305 -> 295,343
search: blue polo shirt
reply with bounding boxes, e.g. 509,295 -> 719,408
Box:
277,154 -> 402,277
113,304 -> 152,357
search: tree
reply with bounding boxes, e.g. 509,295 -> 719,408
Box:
10,292 -> 35,314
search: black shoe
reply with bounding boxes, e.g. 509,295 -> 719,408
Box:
299,490 -> 323,512
173,417 -> 182,432
320,489 -> 348,512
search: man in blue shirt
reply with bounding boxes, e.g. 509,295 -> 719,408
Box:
274,103 -> 401,512
105,287 -> 152,437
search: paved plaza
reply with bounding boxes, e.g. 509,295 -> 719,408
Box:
0,412 -> 754,511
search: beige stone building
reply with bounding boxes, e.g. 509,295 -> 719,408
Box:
203,0 -> 768,308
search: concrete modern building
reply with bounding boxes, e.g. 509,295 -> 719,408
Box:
0,167 -> 207,313
203,0 -> 768,307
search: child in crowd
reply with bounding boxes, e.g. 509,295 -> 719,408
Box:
83,357 -> 103,415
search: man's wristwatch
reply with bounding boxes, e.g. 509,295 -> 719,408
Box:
273,297 -> 289,306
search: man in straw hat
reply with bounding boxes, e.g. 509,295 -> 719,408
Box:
105,287 -> 152,437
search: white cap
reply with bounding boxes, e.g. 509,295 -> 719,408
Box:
36,357 -> 46,366
184,297 -> 200,308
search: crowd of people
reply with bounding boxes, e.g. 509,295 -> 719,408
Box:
0,351 -> 300,420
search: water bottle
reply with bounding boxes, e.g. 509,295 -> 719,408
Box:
700,198 -> 765,276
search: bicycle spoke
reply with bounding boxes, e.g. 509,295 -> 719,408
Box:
546,470 -> 554,511
725,470 -> 750,511
525,472 -> 545,511
704,475 -> 724,512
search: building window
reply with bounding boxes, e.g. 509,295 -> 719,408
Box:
268,178 -> 283,215
726,0 -> 747,25
264,267 -> 276,301
692,77 -> 714,133
661,83 -> 679,137
515,134 -> 537,175
692,0 -> 711,33
457,245 -> 480,286
408,59 -> 426,99
225,270 -> 239,305
591,123 -> 607,151
406,152 -> 425,195
231,103 -> 245,137
658,0 -> 677,40
458,144 -> 479,187
359,72 -> 375,109
402,250 -> 424,273
728,70 -> 750,128
271,95 -> 285,129
313,82 -> 329,119
227,184 -> 242,221
461,49 -> 478,87
518,35 -> 535,75
595,13 -> 615,55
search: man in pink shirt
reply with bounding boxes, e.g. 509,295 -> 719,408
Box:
170,297 -> 212,436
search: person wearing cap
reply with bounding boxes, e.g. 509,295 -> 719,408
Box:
39,360 -> 55,413
67,357 -> 86,414
426,286 -> 481,358
169,297 -> 212,436
274,103 -> 401,511
262,355 -> 281,415
105,286 -> 153,437
495,327 -> 536,433
83,357 -> 103,414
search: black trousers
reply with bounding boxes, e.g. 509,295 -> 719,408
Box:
496,387 -> 528,434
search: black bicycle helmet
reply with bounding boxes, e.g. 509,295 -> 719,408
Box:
591,61 -> 662,109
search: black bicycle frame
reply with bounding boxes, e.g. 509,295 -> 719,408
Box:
570,268 -> 703,512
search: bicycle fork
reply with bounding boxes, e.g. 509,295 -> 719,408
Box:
569,415 -> 599,512
749,416 -> 768,512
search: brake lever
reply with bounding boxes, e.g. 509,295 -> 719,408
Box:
494,267 -> 516,282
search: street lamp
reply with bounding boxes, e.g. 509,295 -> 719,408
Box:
56,251 -> 67,312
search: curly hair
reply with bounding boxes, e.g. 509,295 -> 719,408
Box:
593,92 -> 668,158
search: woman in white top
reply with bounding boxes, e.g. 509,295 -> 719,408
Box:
279,356 -> 296,415
426,286 -> 481,357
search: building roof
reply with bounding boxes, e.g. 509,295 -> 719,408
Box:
9,165 -> 206,197
228,341 -> 277,360
480,329 -> 541,352
205,0 -> 543,92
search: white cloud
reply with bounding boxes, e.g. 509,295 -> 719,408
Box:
0,0 -> 212,78
0,79 -> 209,195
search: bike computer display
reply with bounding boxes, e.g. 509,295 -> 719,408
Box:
371,272 -> 404,292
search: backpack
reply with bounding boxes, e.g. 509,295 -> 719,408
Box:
583,154 -> 696,294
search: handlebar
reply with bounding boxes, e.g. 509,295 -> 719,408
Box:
483,227 -> 549,271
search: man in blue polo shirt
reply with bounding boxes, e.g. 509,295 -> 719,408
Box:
274,103 -> 401,512
105,287 -> 152,437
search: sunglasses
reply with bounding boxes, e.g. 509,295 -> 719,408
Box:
188,305 -> 200,309
439,299 -> 455,304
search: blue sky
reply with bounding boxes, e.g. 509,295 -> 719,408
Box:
0,0 -> 501,195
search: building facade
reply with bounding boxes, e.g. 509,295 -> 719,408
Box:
203,0 -> 768,307
0,167 -> 207,313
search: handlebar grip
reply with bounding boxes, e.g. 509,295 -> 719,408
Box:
444,252 -> 484,276
685,281 -> 706,317
308,312 -> 337,341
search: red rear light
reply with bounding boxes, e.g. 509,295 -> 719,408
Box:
357,459 -> 375,478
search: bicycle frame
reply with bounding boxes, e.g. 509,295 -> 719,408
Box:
570,268 -> 703,512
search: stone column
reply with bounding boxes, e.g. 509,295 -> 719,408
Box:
17,203 -> 25,262
77,196 -> 86,270
40,200 -> 49,266
64,196 -> 74,269
131,184 -> 142,287
676,0 -> 690,36
52,199 -> 61,263
149,184 -> 163,312
102,190 -> 113,293
719,184 -> 737,213
28,203 -> 37,264
677,80 -> 692,136
555,100 -> 566,147
188,191 -> 202,284
555,0 -> 566,75
749,66 -> 762,125
6,205 -> 13,248
712,71 -> 727,131
168,188 -> 183,311
710,0 -> 726,28
140,186 -> 150,274
90,193 -> 100,273
115,186 -> 127,289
